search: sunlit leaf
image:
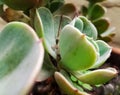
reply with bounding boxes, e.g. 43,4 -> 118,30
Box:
34,7 -> 56,58
0,22 -> 44,95
75,68 -> 117,85
79,16 -> 98,40
54,71 -> 90,95
59,25 -> 97,71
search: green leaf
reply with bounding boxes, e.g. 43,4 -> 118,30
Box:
50,1 -> 64,13
59,25 -> 98,71
34,7 -> 56,58
75,68 -> 117,85
54,71 -> 90,95
54,3 -> 76,18
70,17 -> 83,32
88,4 -> 106,21
91,40 -> 112,68
79,16 -> 98,40
0,22 -> 44,95
93,18 -> 110,34
54,15 -> 71,37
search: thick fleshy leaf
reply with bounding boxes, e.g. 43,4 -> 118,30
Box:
54,3 -> 76,18
34,7 -> 56,58
93,18 -> 110,34
91,40 -> 112,68
70,17 -> 83,32
54,15 -> 71,37
75,68 -> 117,85
49,1 -> 64,13
88,4 -> 106,21
0,22 -> 44,95
79,16 -> 98,40
59,25 -> 97,71
54,71 -> 90,95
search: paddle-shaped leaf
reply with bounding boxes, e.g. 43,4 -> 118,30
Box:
54,3 -> 76,18
59,25 -> 97,71
93,18 -> 110,34
75,68 -> 117,85
49,1 -> 64,13
88,4 -> 106,21
54,71 -> 90,95
34,7 -> 56,58
91,40 -> 112,68
0,22 -> 44,95
79,16 -> 98,40
70,17 -> 83,32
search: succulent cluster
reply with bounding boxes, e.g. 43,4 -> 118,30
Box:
0,0 -> 118,95
81,0 -> 115,42
34,7 -> 117,95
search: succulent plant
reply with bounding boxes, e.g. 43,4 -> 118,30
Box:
81,0 -> 115,42
34,7 -> 117,95
0,0 -> 118,94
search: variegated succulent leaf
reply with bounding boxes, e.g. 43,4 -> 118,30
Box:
0,22 -> 44,95
54,70 -> 90,95
59,25 -> 98,71
34,7 -> 56,58
74,68 -> 117,85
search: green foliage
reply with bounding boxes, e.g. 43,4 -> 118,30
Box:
81,0 -> 115,42
0,0 -> 118,94
59,25 -> 98,71
0,22 -> 44,95
34,7 -> 56,58
34,7 -> 117,94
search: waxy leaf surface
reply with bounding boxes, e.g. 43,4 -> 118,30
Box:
76,68 -> 117,85
59,25 -> 97,71
0,22 -> 44,95
34,7 -> 56,58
